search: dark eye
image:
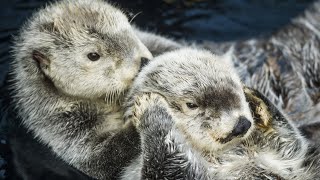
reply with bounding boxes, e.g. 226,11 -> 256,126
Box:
186,103 -> 198,109
87,52 -> 100,61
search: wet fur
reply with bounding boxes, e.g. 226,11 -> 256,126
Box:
123,87 -> 319,180
133,26 -> 183,56
122,49 -> 319,179
201,1 -> 320,136
144,0 -> 320,143
9,0 -> 154,179
122,48 -> 252,179
8,0 -> 320,179
124,48 -> 254,152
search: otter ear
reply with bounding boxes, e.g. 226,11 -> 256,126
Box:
32,50 -> 50,70
221,46 -> 234,67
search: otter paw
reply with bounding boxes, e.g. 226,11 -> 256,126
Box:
244,87 -> 272,128
132,92 -> 168,128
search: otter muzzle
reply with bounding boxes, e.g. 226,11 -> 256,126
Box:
220,116 -> 251,144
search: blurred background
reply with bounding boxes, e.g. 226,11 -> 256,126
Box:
0,0 -> 316,179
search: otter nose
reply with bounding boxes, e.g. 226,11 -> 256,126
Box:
140,57 -> 150,69
231,116 -> 251,137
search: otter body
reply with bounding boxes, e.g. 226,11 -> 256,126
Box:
10,0 -> 154,179
122,49 -> 319,179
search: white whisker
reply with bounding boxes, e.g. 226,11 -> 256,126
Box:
129,11 -> 142,23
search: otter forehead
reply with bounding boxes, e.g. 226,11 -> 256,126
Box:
28,0 -> 138,59
37,0 -> 129,33
141,48 -> 238,80
137,48 -> 242,98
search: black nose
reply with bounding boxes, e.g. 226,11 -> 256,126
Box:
231,116 -> 251,137
140,57 -> 150,69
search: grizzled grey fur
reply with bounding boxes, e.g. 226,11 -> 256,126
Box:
122,49 -> 320,179
145,0 -> 320,143
200,1 -> 320,141
8,0 -> 169,179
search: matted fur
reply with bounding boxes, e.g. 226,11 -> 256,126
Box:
122,49 -> 319,179
145,0 -> 320,142
201,1 -> 320,135
9,0 -> 154,179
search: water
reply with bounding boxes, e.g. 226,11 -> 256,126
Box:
0,0 -> 314,179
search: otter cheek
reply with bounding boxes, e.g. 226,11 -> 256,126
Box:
120,67 -> 137,84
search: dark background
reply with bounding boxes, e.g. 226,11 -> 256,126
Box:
0,0 -> 316,179
0,0 -> 315,83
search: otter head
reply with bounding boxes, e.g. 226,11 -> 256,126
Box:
16,0 -> 152,103
129,48 -> 254,152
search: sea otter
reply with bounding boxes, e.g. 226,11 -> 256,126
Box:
122,48 -> 319,179
9,0 -> 153,179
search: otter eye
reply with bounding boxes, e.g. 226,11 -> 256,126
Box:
87,52 -> 100,61
186,103 -> 198,109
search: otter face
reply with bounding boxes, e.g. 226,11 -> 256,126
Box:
129,48 -> 254,151
24,0 -> 152,102
168,86 -> 253,152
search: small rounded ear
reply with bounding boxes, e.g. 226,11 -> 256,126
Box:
32,50 -> 50,70
221,46 -> 235,67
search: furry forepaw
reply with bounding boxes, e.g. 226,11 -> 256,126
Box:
132,92 -> 169,128
244,87 -> 272,128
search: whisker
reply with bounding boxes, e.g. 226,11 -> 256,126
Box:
129,11 -> 142,23
103,88 -> 127,105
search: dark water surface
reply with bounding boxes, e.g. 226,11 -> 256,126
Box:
0,0 -> 315,179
